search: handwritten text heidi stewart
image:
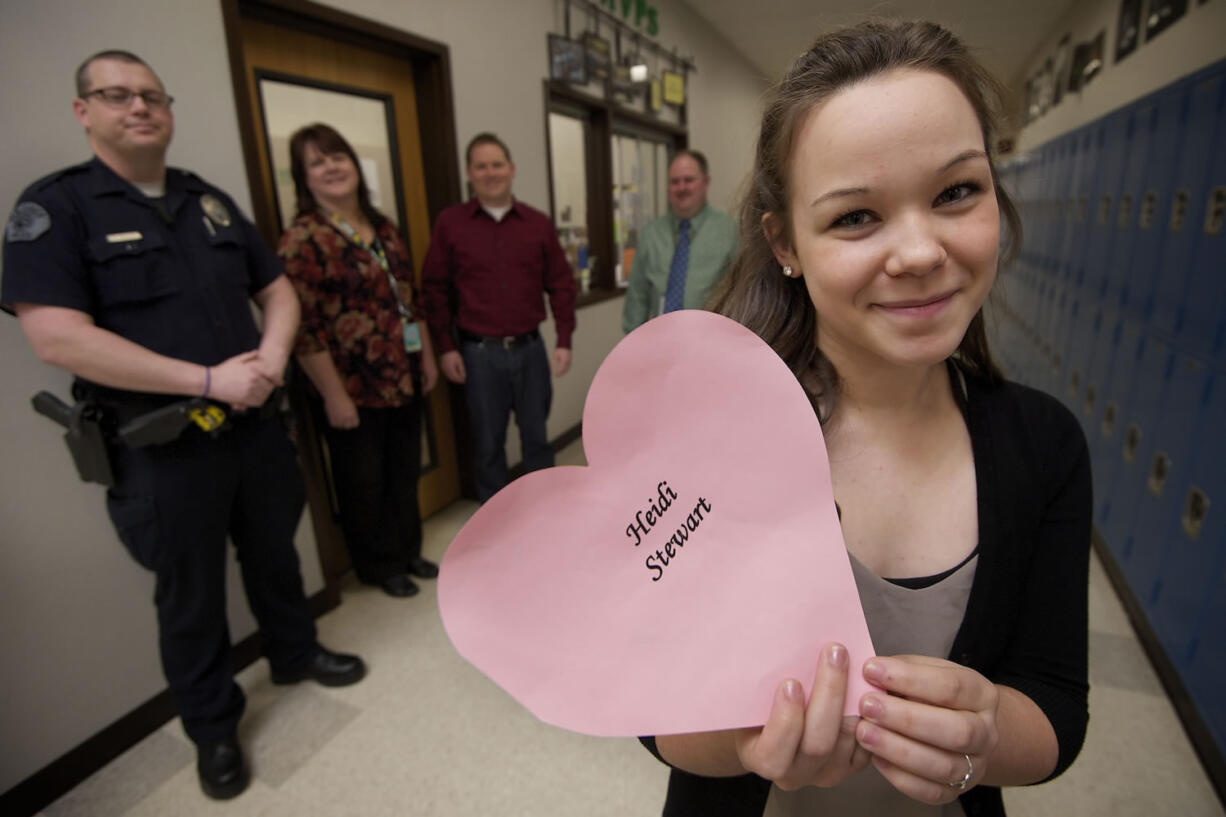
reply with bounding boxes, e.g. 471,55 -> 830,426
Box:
624,480 -> 713,582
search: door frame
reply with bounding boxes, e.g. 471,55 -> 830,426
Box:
220,0 -> 465,605
221,0 -> 461,239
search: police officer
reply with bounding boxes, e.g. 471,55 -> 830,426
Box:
1,50 -> 366,801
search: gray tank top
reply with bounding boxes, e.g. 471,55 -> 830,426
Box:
763,551 -> 977,817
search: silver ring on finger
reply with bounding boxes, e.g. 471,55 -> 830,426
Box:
947,753 -> 973,792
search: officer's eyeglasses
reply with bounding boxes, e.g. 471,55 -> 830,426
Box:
82,86 -> 174,110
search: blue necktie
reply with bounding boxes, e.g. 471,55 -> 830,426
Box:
663,219 -> 690,313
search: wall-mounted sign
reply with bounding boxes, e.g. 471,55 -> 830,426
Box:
549,34 -> 587,84
661,70 -> 685,106
649,78 -> 662,112
584,32 -> 612,81
597,0 -> 660,36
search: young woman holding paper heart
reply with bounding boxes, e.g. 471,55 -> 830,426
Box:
641,19 -> 1090,817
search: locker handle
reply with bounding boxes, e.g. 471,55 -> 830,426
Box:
1181,486 -> 1209,541
1169,189 -> 1188,233
1147,451 -> 1171,497
1068,370 -> 1081,398
1139,190 -> 1157,230
1098,195 -> 1111,226
1206,187 -> 1225,236
1101,401 -> 1117,438
1084,384 -> 1097,416
1123,423 -> 1141,462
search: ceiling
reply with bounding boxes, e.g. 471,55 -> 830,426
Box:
680,0 -> 1079,92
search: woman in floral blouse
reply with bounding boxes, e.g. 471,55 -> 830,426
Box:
279,123 -> 439,599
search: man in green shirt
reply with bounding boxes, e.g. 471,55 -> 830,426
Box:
622,150 -> 738,333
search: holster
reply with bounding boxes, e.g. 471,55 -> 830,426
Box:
32,392 -> 115,486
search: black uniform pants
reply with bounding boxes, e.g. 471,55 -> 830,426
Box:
105,415 -> 317,744
322,402 -> 423,583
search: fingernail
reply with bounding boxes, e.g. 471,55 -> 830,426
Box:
861,695 -> 884,720
856,721 -> 879,747
863,660 -> 884,682
783,679 -> 803,703
828,644 -> 848,668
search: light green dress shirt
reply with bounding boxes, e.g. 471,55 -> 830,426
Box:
621,204 -> 738,333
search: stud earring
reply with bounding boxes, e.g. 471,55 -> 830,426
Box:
782,264 -> 795,278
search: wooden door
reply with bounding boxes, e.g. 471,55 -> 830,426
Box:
234,13 -> 461,587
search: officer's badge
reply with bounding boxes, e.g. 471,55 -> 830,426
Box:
200,194 -> 232,228
5,202 -> 51,243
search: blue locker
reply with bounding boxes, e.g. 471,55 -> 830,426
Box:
1120,83 -> 1187,325
1148,373 -> 1225,671
1081,306 -> 1122,443
1092,322 -> 1145,551
1055,128 -> 1094,288
1062,302 -> 1102,423
1097,332 -> 1173,567
1088,318 -> 1136,510
1082,109 -> 1132,303
1176,70 -> 1226,362
1117,353 -> 1211,613
1103,98 -> 1160,312
1150,69 -> 1226,341
1184,550 -> 1226,760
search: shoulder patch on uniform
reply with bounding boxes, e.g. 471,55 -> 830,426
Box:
5,202 -> 51,242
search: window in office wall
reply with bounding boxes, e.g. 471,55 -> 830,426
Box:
548,110 -> 593,293
611,133 -> 670,288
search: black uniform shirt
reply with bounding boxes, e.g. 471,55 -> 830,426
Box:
1,158 -> 280,403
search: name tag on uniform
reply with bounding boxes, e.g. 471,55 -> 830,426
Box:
106,231 -> 143,243
402,322 -> 423,354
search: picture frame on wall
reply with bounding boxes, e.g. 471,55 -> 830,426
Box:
1053,34 -> 1072,105
661,70 -> 685,106
582,32 -> 611,81
609,65 -> 637,105
1070,30 -> 1106,91
548,34 -> 587,84
1145,0 -> 1188,41
1116,0 -> 1142,61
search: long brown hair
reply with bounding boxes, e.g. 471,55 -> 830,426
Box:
288,122 -> 385,227
712,19 -> 1020,421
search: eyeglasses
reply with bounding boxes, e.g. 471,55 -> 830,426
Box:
82,86 -> 174,110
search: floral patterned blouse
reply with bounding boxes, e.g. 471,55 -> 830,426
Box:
279,211 -> 421,407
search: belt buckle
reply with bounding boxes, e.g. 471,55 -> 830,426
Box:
500,335 -> 516,350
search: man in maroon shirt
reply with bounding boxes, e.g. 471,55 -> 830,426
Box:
421,133 -> 577,501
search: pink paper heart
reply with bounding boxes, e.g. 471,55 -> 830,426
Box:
439,310 -> 876,737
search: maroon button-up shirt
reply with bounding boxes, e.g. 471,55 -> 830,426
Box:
420,198 -> 576,354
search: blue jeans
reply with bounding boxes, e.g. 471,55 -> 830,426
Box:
461,334 -> 554,501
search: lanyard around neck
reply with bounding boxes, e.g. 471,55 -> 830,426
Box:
324,210 -> 412,320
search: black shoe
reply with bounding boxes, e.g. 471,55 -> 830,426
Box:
407,557 -> 440,579
197,734 -> 249,800
380,573 -> 420,597
271,647 -> 367,687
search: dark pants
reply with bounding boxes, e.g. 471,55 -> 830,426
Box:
460,334 -> 554,502
105,416 -> 317,744
323,402 -> 423,583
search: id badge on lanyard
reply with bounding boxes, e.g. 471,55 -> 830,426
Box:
402,321 -> 423,353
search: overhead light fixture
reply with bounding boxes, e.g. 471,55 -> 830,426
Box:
629,62 -> 648,82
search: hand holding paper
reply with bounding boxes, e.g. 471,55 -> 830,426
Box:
438,310 -> 877,737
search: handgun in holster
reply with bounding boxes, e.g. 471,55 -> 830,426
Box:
31,391 -> 116,486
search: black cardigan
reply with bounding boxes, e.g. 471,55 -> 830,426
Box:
641,373 -> 1093,817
